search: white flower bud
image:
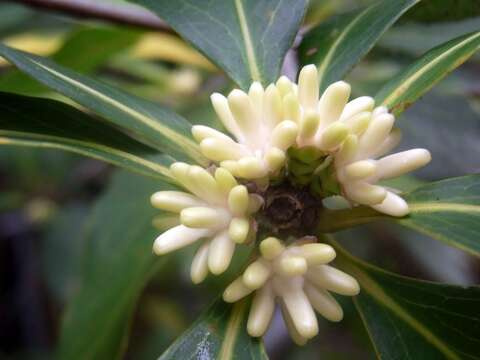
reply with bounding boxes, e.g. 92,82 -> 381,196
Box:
151,163 -> 259,282
334,106 -> 431,217
223,237 -> 359,343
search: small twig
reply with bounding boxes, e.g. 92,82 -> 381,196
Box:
4,0 -> 173,32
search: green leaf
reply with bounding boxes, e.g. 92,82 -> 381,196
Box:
299,0 -> 418,92
397,94 -> 480,180
333,240 -> 480,360
0,44 -> 206,165
317,175 -> 480,257
58,171 -> 173,360
0,26 -> 140,95
0,91 -> 173,181
129,0 -> 307,90
398,175 -> 480,257
403,0 -> 480,23
376,31 -> 480,115
160,298 -> 268,360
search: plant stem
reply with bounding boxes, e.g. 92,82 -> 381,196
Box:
5,0 -> 173,32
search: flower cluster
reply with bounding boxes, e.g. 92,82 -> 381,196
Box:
150,64 -> 433,344
151,163 -> 262,283
223,237 -> 359,344
333,107 -> 431,216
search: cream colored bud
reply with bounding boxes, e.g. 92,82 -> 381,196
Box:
153,225 -> 210,255
190,242 -> 210,284
248,81 -> 264,115
317,122 -> 349,150
237,157 -> 268,179
180,207 -> 228,228
377,149 -> 431,179
264,84 -> 284,128
223,277 -> 253,302
304,283 -> 343,322
247,285 -> 275,337
220,160 -> 241,176
210,93 -> 242,140
260,237 -> 285,260
228,217 -> 250,243
192,125 -> 233,143
243,260 -> 272,289
200,137 -> 247,161
357,113 -> 394,159
265,147 -> 286,172
371,191 -> 409,217
215,168 -> 238,195
276,75 -> 294,97
271,120 -> 298,150
283,93 -> 301,123
345,182 -> 387,205
307,265 -> 360,296
298,64 -> 319,110
150,191 -> 203,212
344,111 -> 371,135
278,255 -> 308,276
300,110 -> 320,139
301,243 -> 336,265
343,160 -> 377,180
335,134 -> 358,165
318,81 -> 351,126
340,96 -> 374,121
208,231 -> 235,275
228,89 -> 257,136
228,185 -> 249,216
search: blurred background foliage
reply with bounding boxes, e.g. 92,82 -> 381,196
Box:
0,0 -> 479,359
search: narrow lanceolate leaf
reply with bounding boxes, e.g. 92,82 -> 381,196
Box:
0,27 -> 140,95
129,0 -> 307,90
333,240 -> 480,360
376,31 -> 480,115
160,298 -> 267,360
0,92 -> 173,181
0,44 -> 206,165
398,175 -> 480,257
299,0 -> 418,92
317,175 -> 480,257
403,0 -> 480,23
59,171 -> 174,360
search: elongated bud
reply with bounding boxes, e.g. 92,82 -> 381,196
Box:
260,237 -> 285,260
243,260 -> 272,289
318,81 -> 351,126
317,122 -> 349,150
300,110 -> 320,139
298,64 -> 319,110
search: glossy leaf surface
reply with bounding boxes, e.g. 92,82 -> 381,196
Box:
0,91 -> 173,180
58,171 -> 173,360
160,298 -> 268,360
129,0 -> 307,90
376,31 -> 480,115
299,0 -> 418,92
0,44 -> 206,165
317,176 -> 480,256
334,241 -> 480,360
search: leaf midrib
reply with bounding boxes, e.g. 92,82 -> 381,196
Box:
0,131 -> 171,179
234,0 -> 262,83
380,31 -> 480,106
26,57 -> 203,159
350,264 -> 460,360
409,202 -> 480,214
218,300 -> 247,360
316,7 -> 369,88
